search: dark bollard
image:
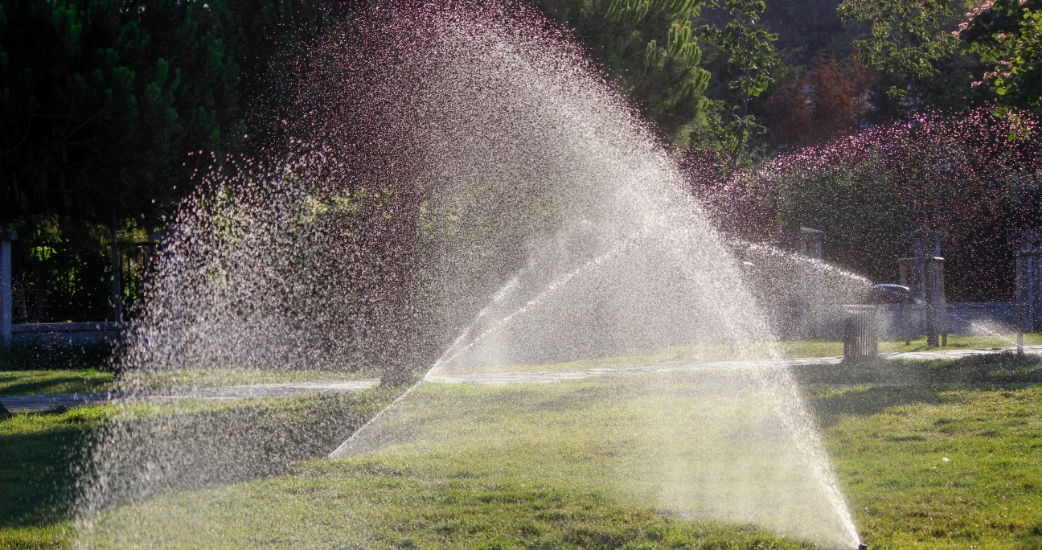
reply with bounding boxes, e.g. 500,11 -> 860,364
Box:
858,543 -> 869,550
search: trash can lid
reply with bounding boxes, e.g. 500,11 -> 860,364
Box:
869,284 -> 911,304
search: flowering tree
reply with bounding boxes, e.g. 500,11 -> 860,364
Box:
960,0 -> 1042,115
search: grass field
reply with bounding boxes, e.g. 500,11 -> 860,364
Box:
0,390 -> 398,549
73,372 -> 848,549
0,370 -> 115,397
814,385 -> 1042,549
0,334 -> 1032,398
2,351 -> 1041,549
0,368 -> 381,398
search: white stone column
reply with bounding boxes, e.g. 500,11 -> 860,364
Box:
1,228 -> 16,346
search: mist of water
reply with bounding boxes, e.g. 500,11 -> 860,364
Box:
74,4 -> 862,548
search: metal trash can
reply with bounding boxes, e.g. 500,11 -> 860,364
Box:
843,305 -> 879,360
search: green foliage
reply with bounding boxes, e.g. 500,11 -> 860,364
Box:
534,0 -> 711,145
836,0 -> 989,114
0,369 -> 115,396
838,0 -> 963,84
0,0 -> 243,231
769,150 -> 917,280
696,0 -> 778,173
961,0 -> 1042,114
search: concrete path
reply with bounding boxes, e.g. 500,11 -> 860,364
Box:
6,345 -> 1040,412
426,345 -> 1042,386
0,380 -> 379,413
881,345 -> 1042,361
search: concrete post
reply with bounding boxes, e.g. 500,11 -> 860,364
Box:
938,262 -> 947,346
899,262 -> 910,344
900,228 -> 945,347
1017,251 -> 1025,353
1,228 -> 16,347
925,260 -> 938,347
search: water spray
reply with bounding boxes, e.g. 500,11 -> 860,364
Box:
330,231 -> 641,459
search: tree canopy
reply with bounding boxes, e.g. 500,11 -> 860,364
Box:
533,0 -> 712,145
0,0 -> 242,233
3,0 -> 1041,309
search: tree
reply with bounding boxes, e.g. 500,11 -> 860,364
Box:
0,0 -> 243,235
534,0 -> 712,145
698,0 -> 778,173
837,0 -> 987,114
762,53 -> 874,146
960,0 -> 1042,115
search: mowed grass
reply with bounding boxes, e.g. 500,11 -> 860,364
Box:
795,351 -> 1042,386
0,370 -> 115,397
813,385 -> 1042,549
1,334 -> 1030,398
0,367 -> 381,399
79,374 -> 838,549
3,351 -> 1042,549
781,333 -> 1042,360
0,390 -> 398,549
78,462 -> 816,549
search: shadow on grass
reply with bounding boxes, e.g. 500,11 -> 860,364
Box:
0,390 -> 397,534
805,385 -> 950,429
0,408 -> 91,529
0,370 -> 114,397
794,351 -> 1042,387
798,351 -> 1042,429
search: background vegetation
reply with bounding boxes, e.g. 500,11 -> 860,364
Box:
2,0 -> 1041,321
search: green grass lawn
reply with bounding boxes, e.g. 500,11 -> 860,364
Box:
794,351 -> 1042,386
75,373 -> 844,549
814,386 -> 1042,549
0,370 -> 115,397
2,352 -> 1041,549
0,390 -> 398,549
781,333 -> 1042,359
0,334 -> 1032,398
0,368 -> 381,398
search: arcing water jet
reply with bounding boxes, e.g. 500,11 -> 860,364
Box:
74,3 -> 864,548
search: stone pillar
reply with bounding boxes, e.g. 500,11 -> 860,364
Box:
900,228 -> 946,347
785,227 -> 826,339
1,228 -> 16,346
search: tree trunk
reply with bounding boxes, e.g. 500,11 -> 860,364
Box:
377,190 -> 421,388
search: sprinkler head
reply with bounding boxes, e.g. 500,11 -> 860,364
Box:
857,544 -> 869,550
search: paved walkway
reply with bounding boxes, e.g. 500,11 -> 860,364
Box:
0,380 -> 379,413
6,345 -> 1040,412
426,345 -> 1042,386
